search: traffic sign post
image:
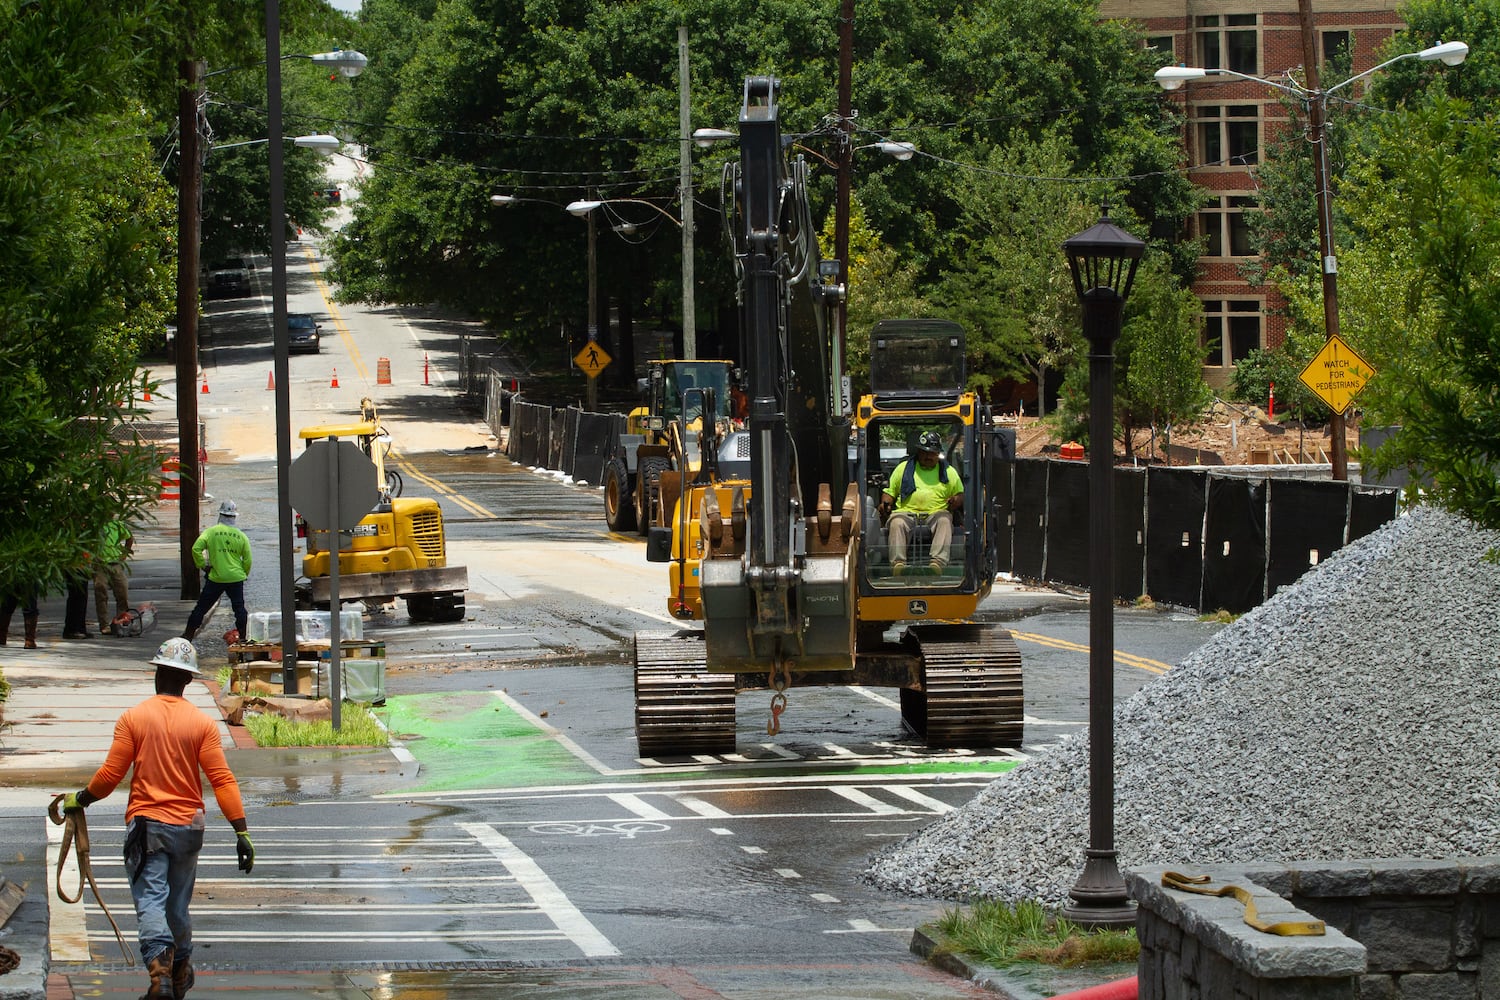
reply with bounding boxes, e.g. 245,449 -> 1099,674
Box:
1298,334 -> 1375,416
290,438 -> 380,727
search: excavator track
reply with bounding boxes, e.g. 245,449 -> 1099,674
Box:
901,623 -> 1024,748
634,630 -> 737,756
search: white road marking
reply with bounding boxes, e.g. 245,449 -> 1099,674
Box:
495,690 -> 614,776
830,786 -> 907,815
883,784 -> 956,814
846,685 -> 901,709
825,919 -> 911,934
709,827 -> 734,836
459,823 -> 619,958
741,846 -> 767,855
810,893 -> 841,903
774,868 -> 802,879
607,793 -> 673,821
670,793 -> 731,818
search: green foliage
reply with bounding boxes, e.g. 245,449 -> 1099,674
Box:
1226,347 -> 1329,422
831,197 -> 929,393
243,706 -> 389,747
0,0 -> 179,600
331,0 -> 1196,369
1337,98 -> 1500,526
932,899 -> 1139,968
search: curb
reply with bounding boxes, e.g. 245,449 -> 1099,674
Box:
0,818 -> 48,1000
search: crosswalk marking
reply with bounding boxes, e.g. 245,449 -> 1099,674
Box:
883,785 -> 956,813
829,786 -> 907,815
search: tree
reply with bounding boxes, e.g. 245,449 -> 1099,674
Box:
828,197 -> 928,393
0,0 -> 180,598
1336,98 -> 1500,527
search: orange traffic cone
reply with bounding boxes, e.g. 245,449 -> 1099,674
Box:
200,372 -> 209,394
267,370 -> 275,391
143,386 -> 152,402
330,368 -> 340,389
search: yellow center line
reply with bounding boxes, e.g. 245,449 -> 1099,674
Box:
303,245 -> 370,382
1009,631 -> 1170,675
390,449 -> 496,520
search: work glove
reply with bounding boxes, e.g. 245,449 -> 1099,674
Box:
62,790 -> 88,813
236,831 -> 255,873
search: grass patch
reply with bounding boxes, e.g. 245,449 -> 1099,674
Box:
0,667 -> 9,703
1198,609 -> 1238,624
242,706 -> 389,747
932,899 -> 1138,968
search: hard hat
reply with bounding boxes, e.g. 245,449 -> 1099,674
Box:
217,499 -> 238,521
917,430 -> 943,453
150,637 -> 202,676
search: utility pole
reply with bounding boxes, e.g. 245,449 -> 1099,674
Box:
1297,0 -> 1348,480
833,0 -> 854,414
175,59 -> 204,599
678,25 -> 697,360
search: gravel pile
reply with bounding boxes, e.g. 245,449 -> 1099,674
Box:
865,504 -> 1500,908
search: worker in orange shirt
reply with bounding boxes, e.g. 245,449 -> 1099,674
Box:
62,638 -> 253,999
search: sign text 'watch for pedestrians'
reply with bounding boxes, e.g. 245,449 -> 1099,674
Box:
1298,334 -> 1375,415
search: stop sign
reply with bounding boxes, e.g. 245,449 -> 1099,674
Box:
290,439 -> 380,531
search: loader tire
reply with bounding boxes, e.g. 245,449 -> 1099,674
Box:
604,459 -> 637,532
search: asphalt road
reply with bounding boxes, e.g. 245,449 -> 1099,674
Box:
37,241 -> 1225,996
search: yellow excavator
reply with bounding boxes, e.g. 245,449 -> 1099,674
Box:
634,77 -> 1022,755
295,399 -> 468,622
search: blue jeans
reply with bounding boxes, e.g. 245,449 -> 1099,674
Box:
126,816 -> 205,964
184,578 -> 248,638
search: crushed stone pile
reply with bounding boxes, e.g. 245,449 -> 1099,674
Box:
864,504 -> 1500,908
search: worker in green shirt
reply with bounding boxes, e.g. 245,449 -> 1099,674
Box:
182,500 -> 252,642
93,518 -> 134,635
879,430 -> 964,575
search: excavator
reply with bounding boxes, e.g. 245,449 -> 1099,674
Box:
634,76 -> 1022,756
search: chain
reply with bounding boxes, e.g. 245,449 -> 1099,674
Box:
766,658 -> 793,735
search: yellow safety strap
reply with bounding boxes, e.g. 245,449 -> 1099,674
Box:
1161,871 -> 1325,937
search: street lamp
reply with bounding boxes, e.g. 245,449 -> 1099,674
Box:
1155,37 -> 1467,481
211,133 -> 342,152
1060,207 -> 1144,930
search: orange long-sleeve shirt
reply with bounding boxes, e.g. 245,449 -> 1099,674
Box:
86,694 -> 245,826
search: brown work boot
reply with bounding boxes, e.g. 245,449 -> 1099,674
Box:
171,955 -> 194,997
140,947 -> 176,998
22,613 -> 38,650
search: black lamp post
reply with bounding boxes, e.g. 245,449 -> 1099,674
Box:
1061,207 -> 1144,929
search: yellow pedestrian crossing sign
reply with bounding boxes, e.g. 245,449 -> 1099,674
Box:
1298,334 -> 1375,415
574,341 -> 611,378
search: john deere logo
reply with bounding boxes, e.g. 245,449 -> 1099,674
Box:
908,599 -> 928,616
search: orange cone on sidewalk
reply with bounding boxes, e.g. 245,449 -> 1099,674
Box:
330,368 -> 340,389
143,386 -> 152,402
200,372 -> 209,394
267,370 -> 275,391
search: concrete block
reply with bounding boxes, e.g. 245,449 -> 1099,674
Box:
1359,974 -> 1397,1000
1295,861 -> 1375,898
1392,972 -> 1475,1000
1457,858 -> 1500,894
1369,860 -> 1463,897
1361,904 -> 1452,972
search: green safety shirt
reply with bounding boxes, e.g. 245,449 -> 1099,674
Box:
98,521 -> 132,564
884,459 -> 964,515
192,524 -> 252,584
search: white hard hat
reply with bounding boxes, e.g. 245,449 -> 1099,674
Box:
218,499 -> 238,520
150,637 -> 202,676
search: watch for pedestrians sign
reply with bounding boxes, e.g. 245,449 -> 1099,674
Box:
1298,334 -> 1375,415
574,341 -> 611,379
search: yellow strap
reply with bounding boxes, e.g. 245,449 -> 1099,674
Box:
1161,871 -> 1325,937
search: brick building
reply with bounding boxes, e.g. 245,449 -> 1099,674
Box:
1099,1 -> 1404,386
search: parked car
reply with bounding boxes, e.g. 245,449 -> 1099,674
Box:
204,257 -> 252,298
286,313 -> 322,354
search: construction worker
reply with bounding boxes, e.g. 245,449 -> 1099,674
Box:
94,518 -> 134,635
0,587 -> 39,648
62,637 -> 254,999
879,430 -> 964,575
182,500 -> 251,643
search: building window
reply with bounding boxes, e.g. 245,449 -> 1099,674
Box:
1202,300 -> 1263,366
1195,104 -> 1260,166
1146,35 -> 1175,57
1321,30 -> 1352,66
1197,14 -> 1258,75
1198,195 -> 1258,257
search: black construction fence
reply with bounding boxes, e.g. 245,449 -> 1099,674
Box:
488,397 -> 1400,615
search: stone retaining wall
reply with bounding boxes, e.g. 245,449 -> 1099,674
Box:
1128,858 -> 1500,999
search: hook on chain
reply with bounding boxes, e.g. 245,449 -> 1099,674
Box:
766,658 -> 793,735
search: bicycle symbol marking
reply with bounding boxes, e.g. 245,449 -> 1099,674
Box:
526,821 -> 670,839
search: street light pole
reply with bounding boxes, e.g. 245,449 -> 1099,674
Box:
175,58 -> 205,600
1061,209 -> 1144,930
264,0 -> 298,676
586,207 -> 598,412
677,25 -> 696,360
1297,0 -> 1346,480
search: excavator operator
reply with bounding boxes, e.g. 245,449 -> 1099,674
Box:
879,430 -> 964,575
